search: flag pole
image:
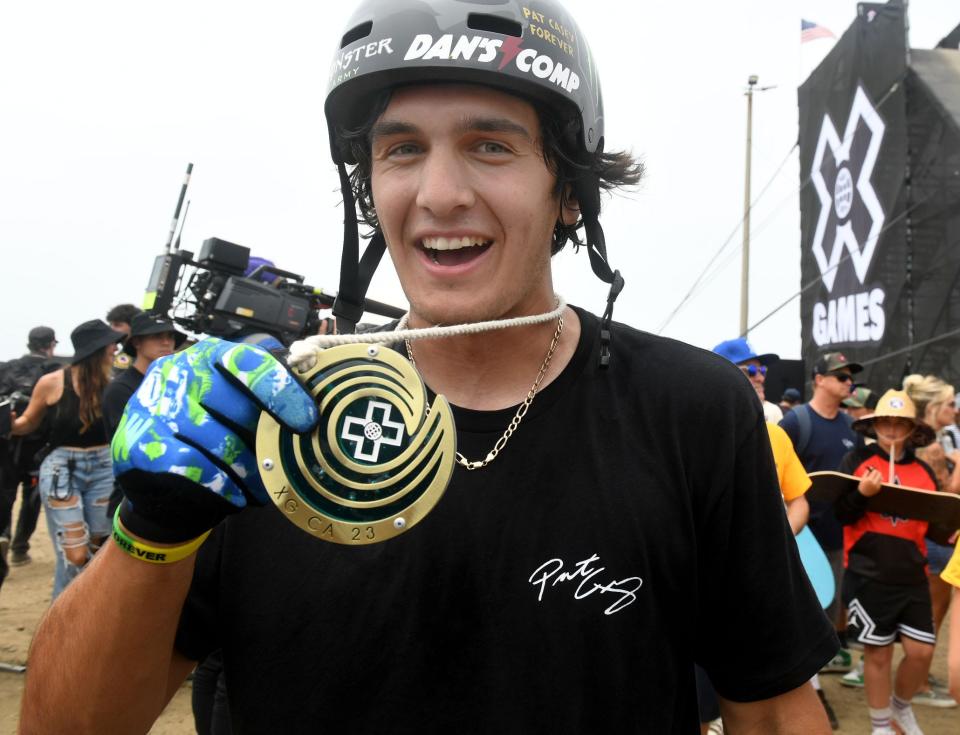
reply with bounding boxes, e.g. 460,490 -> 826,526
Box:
739,75 -> 757,336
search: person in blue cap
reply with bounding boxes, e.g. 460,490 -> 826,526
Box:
712,337 -> 783,423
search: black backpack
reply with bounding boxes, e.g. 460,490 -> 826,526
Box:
0,355 -> 60,412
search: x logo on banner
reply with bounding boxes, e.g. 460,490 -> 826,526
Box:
810,85 -> 886,293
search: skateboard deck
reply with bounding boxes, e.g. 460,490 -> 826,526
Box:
795,527 -> 834,609
808,470 -> 960,544
807,471 -> 960,528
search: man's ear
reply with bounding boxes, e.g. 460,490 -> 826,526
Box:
560,185 -> 580,226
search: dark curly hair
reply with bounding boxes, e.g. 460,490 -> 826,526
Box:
336,87 -> 644,255
105,303 -> 142,327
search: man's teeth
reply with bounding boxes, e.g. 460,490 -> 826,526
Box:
421,236 -> 491,251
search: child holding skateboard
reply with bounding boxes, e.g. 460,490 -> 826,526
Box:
834,390 -> 938,735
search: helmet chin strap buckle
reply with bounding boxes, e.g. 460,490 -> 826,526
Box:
599,269 -> 624,370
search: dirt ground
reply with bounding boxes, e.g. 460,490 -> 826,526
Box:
1,501 -> 958,734
0,499 -> 192,735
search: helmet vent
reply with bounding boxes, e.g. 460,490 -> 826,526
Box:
341,21 -> 373,48
466,13 -> 522,38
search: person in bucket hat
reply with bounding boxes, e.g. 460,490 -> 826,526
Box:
10,320 -> 123,598
120,313 -> 187,359
835,390 -> 942,734
68,320 -> 126,365
851,390 -> 936,449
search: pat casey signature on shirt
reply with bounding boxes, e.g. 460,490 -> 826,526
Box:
528,554 -> 643,615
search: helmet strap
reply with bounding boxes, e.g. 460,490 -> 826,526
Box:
333,162 -> 387,334
573,170 -> 624,369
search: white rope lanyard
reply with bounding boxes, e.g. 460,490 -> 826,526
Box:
287,296 -> 566,372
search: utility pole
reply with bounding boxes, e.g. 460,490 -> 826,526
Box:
740,75 -> 758,336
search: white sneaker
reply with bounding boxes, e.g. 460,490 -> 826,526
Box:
840,658 -> 865,688
891,705 -> 924,735
871,728 -> 896,735
912,687 -> 957,708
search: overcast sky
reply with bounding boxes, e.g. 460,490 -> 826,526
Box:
1,0 -> 956,361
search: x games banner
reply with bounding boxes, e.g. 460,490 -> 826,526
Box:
797,2 -> 908,384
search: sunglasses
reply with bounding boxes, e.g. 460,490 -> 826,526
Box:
829,372 -> 853,383
740,364 -> 767,377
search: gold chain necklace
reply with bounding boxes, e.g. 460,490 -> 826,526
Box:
404,315 -> 564,471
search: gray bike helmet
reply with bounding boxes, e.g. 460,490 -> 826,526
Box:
326,0 -> 603,162
326,0 -> 622,365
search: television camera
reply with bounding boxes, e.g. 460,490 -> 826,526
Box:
143,237 -> 404,346
143,165 -> 403,346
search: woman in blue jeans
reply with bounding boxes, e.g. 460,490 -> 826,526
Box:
12,320 -> 124,598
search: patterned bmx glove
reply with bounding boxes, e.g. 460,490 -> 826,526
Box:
112,338 -> 318,543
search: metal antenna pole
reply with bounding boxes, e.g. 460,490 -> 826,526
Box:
740,75 -> 757,336
173,200 -> 191,252
164,163 -> 193,254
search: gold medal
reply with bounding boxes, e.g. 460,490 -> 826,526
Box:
256,343 -> 455,545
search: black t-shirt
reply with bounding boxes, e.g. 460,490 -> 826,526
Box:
102,366 -> 144,439
175,307 -> 837,733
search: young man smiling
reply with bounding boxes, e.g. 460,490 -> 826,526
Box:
22,1 -> 836,732
367,84 -> 582,409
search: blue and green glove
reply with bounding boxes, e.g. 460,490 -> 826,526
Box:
112,338 -> 318,543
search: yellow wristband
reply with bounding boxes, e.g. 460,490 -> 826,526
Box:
112,506 -> 211,564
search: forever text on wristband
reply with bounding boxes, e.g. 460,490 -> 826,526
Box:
112,506 -> 211,564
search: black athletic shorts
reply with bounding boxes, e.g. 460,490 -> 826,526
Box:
842,571 -> 935,646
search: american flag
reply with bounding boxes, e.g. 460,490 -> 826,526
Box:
801,19 -> 836,43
